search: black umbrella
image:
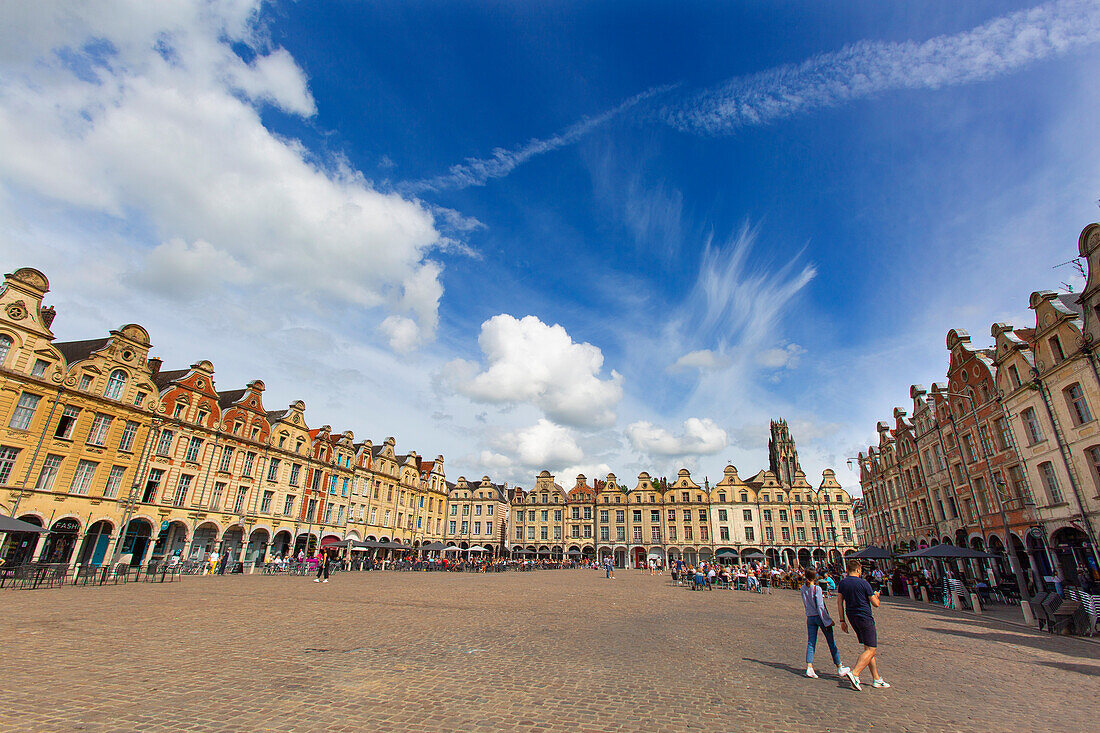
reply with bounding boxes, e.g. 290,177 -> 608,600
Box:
714,551 -> 739,559
420,541 -> 447,551
849,545 -> 893,560
899,544 -> 995,560
0,515 -> 47,534
741,551 -> 765,559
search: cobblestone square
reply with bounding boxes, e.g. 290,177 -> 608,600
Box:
2,570 -> 1096,733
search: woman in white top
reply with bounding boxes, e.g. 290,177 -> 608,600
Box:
800,569 -> 850,679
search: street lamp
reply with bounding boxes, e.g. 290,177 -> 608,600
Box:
942,389 -> 1032,619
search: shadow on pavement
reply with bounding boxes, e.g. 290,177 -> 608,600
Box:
925,626 -> 1099,661
741,657 -> 851,689
1032,660 -> 1100,677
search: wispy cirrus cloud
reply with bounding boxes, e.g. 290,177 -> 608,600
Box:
664,0 -> 1100,135
402,84 -> 678,193
408,0 -> 1100,188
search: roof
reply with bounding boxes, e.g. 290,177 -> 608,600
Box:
265,409 -> 288,422
54,337 -> 109,366
152,368 -> 188,390
1058,292 -> 1084,319
216,388 -> 246,409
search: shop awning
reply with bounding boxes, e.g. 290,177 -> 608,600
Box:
0,516 -> 47,534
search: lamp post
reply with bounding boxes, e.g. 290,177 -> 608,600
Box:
847,456 -> 894,551
942,389 -> 1032,621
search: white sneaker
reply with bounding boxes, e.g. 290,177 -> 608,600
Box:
845,671 -> 862,691
322,579 -> 328,583
872,679 -> 891,689
805,667 -> 818,678
837,665 -> 851,677
313,579 -> 320,583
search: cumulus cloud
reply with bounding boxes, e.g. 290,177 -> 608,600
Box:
379,315 -> 422,354
483,419 -> 584,468
626,417 -> 728,458
0,0 -> 447,346
667,349 -> 729,373
444,314 -> 623,427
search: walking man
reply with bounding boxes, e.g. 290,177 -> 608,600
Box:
837,559 -> 890,691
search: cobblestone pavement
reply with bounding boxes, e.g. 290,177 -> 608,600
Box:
1,570 -> 1096,733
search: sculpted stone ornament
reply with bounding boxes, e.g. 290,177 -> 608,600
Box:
6,301 -> 27,320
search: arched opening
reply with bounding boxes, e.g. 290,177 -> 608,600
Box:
782,548 -> 796,566
190,522 -> 220,559
797,548 -> 812,568
40,517 -> 81,563
121,518 -> 153,566
246,528 -> 270,563
151,520 -> 189,561
270,530 -> 292,559
632,546 -> 646,568
77,519 -> 114,567
765,548 -> 781,566
811,548 -> 827,565
221,525 -> 245,563
3,515 -> 43,565
1050,526 -> 1093,587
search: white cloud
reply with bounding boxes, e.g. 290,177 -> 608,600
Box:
379,315 -> 422,354
444,314 -> 623,427
666,0 -> 1100,134
667,349 -> 728,373
756,343 -> 805,370
626,417 -> 728,458
0,0 -> 447,346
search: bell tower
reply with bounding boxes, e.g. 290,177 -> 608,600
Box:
768,418 -> 802,487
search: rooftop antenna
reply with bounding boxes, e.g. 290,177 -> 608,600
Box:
1053,257 -> 1085,293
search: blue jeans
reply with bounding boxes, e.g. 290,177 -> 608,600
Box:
806,615 -> 841,666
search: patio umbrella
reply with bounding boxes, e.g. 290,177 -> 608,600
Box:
565,549 -> 582,556
714,551 -> 738,559
849,545 -> 893,560
466,545 -> 487,553
420,541 -> 447,551
899,544 -> 996,560
443,545 -> 461,553
537,549 -> 551,556
741,551 -> 765,559
0,516 -> 47,534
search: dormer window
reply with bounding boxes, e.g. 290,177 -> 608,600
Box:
31,359 -> 49,377
196,410 -> 208,425
104,369 -> 126,399
1050,335 -> 1066,364
173,403 -> 186,419
79,374 -> 93,391
0,334 -> 11,366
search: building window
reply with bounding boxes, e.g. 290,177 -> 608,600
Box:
9,392 -> 41,430
743,509 -> 752,522
324,503 -> 333,523
718,509 -> 728,522
241,452 -> 255,477
513,525 -> 520,539
289,463 -> 300,486
839,510 -> 849,522
961,433 -> 977,463
762,509 -> 772,522
118,421 -> 138,452
1065,383 -> 1093,426
778,509 -> 787,522
793,509 -> 803,522
796,527 -> 806,542
54,405 -> 80,439
141,468 -> 164,503
134,391 -> 147,406
744,526 -> 754,542
233,487 -> 248,513
155,429 -> 175,456
1038,462 -> 1063,504
79,374 -> 93,391
31,358 -> 49,377
103,465 -> 125,498
739,492 -> 748,502
994,418 -> 1011,451
86,413 -> 113,446
173,474 -> 193,507
812,527 -> 820,542
1021,408 -> 1044,445
0,334 -> 10,365
104,369 -> 127,400
184,437 -> 203,462
616,526 -> 625,541
765,527 -> 774,542
719,527 -> 730,541
600,526 -> 609,541
1049,335 -> 1066,364
283,495 -> 295,516
70,459 -> 98,495
267,458 -> 281,482
0,446 -> 20,485
260,491 -> 274,513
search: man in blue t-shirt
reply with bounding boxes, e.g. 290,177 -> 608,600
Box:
837,558 -> 890,691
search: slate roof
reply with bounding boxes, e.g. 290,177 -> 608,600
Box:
54,337 -> 109,366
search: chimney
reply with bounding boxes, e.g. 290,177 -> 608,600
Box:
147,356 -> 162,375
40,305 -> 56,329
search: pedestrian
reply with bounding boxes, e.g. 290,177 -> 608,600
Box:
801,570 -> 850,679
313,551 -> 330,583
837,559 -> 889,691
217,548 -> 230,575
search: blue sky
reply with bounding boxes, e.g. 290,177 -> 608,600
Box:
2,1 -> 1099,491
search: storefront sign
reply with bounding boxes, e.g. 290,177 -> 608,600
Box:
52,518 -> 80,533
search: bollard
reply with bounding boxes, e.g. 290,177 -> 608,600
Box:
920,586 -> 930,603
970,592 -> 982,614
1021,600 -> 1036,626
907,584 -> 916,601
